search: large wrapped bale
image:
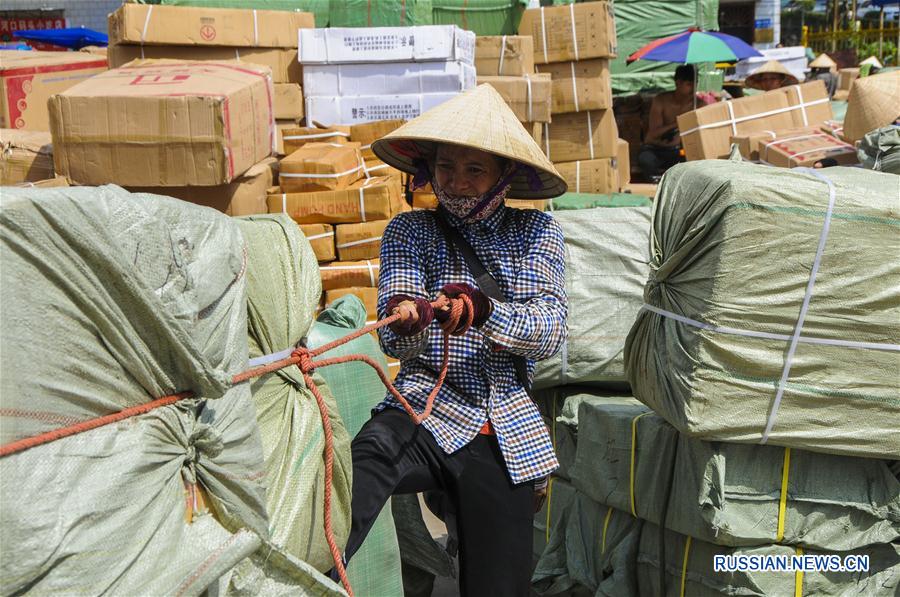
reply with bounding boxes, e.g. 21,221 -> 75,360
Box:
0,186 -> 269,594
237,214 -> 352,572
570,400 -> 900,552
534,206 -> 651,390
625,161 -> 900,459
534,476 -> 577,562
858,125 -> 900,174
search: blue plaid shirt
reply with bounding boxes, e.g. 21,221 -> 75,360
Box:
376,203 -> 567,484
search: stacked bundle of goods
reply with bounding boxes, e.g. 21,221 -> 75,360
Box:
0,129 -> 54,185
107,3 -> 312,153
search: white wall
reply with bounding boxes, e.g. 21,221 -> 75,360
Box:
1,0 -> 121,34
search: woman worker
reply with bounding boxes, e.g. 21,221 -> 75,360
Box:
745,59 -> 799,92
338,84 -> 568,595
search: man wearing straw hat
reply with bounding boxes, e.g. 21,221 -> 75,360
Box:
338,84 -> 568,595
745,59 -> 799,92
808,53 -> 838,97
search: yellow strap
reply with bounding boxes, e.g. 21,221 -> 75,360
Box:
777,447 -> 792,542
601,506 -> 614,555
794,547 -> 804,597
629,412 -> 651,517
679,535 -> 692,597
545,477 -> 554,543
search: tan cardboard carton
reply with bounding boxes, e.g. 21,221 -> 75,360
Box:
14,176 -> 69,189
350,120 -> 406,161
280,142 -> 364,193
536,58 -> 612,113
269,176 -> 401,224
275,119 -> 300,155
729,126 -> 819,161
518,2 -> 617,64
324,287 -> 378,320
386,357 -> 401,380
543,109 -> 618,162
50,60 -> 274,186
777,80 -> 833,129
0,51 -> 108,131
363,159 -> 405,184
554,158 -> 617,194
477,74 -> 552,123
820,119 -> 844,139
109,3 -> 313,48
335,220 -> 388,261
525,121 -> 543,147
616,138 -> 630,190
757,131 -> 858,168
624,183 -> 657,198
475,35 -> 535,76
838,68 -> 859,91
274,84 -> 304,120
506,199 -> 548,211
282,125 -> 351,155
127,158 -> 275,216
832,89 -> 850,101
319,259 -> 380,290
0,129 -> 54,185
108,44 -> 301,83
412,192 -> 439,210
299,223 -> 336,262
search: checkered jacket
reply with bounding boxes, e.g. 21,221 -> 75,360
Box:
376,204 -> 567,484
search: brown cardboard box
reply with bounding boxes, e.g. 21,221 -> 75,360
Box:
0,51 -> 108,131
269,176 -> 401,224
15,176 -> 69,189
506,199 -> 548,210
299,223 -> 336,262
838,68 -> 859,91
525,121 -> 543,147
475,35 -> 535,76
50,60 -> 274,187
518,2 -> 617,64
276,119 -> 300,155
0,129 -> 54,185
350,120 -> 405,161
554,158 -> 617,194
319,259 -> 380,290
477,74 -> 552,123
108,44 -> 301,83
335,220 -> 388,261
832,89 -> 850,101
109,3 -> 313,48
729,126 -> 819,161
363,159 -> 405,184
386,357 -> 401,381
324,287 -> 378,320
128,158 -> 275,215
536,59 -> 612,113
543,109 -> 618,162
777,80 -> 833,129
412,192 -> 439,210
758,131 -> 858,168
820,119 -> 844,139
280,142 -> 364,193
624,183 -> 657,198
282,125 -> 351,155
274,84 -> 303,120
616,138 -> 630,190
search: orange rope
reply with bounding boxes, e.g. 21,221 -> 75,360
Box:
0,294 -> 474,597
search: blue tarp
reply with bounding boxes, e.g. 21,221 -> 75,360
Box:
13,27 -> 108,49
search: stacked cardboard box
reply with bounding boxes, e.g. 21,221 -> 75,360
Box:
517,2 -> 623,194
834,67 -> 859,101
107,4 -> 313,146
0,129 -> 54,185
299,25 -> 476,126
729,126 -> 857,167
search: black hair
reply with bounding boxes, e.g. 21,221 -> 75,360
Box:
674,64 -> 695,82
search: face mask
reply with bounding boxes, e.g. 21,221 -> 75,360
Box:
432,162 -> 517,223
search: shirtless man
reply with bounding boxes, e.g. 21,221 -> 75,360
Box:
638,65 -> 695,182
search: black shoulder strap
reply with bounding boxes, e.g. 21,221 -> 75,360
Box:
432,211 -> 532,394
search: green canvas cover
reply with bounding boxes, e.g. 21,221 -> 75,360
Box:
570,400 -> 900,552
534,206 -> 651,389
328,0 -> 432,27
431,0 -> 526,35
131,0 -> 329,26
534,476 -> 576,561
237,215 -> 352,573
859,125 -> 900,174
547,193 -> 652,211
626,161 -> 900,459
308,295 -> 404,596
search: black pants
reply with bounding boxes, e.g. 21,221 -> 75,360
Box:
345,408 -> 534,596
637,144 -> 683,180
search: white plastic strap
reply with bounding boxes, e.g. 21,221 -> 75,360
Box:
570,61 -> 580,112
140,6 -> 153,43
140,45 -> 146,59
281,193 -> 287,213
524,74 -> 534,122
681,98 -> 830,137
575,161 -> 581,193
498,35 -> 507,75
544,122 -> 551,160
306,231 -> 334,241
569,3 -> 579,61
762,133 -> 822,162
337,236 -> 382,249
725,100 -> 738,136
252,10 -> 259,46
539,7 -> 549,64
366,259 -> 377,286
586,111 -> 595,160
280,165 -> 362,179
795,84 -> 808,126
358,186 -> 367,222
247,346 -> 294,368
282,131 -> 350,141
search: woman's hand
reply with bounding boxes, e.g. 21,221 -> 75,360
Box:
386,294 -> 434,336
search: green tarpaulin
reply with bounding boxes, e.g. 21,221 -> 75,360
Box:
547,193 -> 653,211
432,0 -> 526,35
859,125 -> 900,174
328,0 -> 432,27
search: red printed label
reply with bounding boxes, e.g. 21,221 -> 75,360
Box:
200,25 -> 217,42
129,74 -> 191,86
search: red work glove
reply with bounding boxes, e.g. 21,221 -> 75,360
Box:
386,294 -> 434,336
434,283 -> 493,331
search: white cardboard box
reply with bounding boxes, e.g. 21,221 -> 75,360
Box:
734,46 -> 809,83
304,61 -> 475,97
306,93 -> 460,126
299,26 -> 475,65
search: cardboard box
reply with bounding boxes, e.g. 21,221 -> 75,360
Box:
475,35 -> 535,76
554,158 -> 617,194
616,138 -> 630,190
543,109 -> 618,162
535,58 -> 612,113
363,159 -> 405,184
50,60 -> 274,186
412,192 -> 439,210
108,44 -> 301,84
777,80 -> 833,129
280,142 -> 363,193
319,259 -> 380,290
305,93 -> 460,127
324,287 -> 378,319
303,61 -> 475,97
335,220 -> 388,261
109,4 -> 313,48
299,223 -> 336,261
477,74 -> 551,123
276,119 -> 300,155
282,125 -> 351,155
350,120 -> 405,161
820,119 -> 844,139
518,2 -> 617,64
838,68 -> 859,91
0,51 -> 108,131
525,121 -> 543,147
14,176 -> 69,189
0,129 -> 54,185
386,357 -> 401,381
758,131 -> 858,168
729,126 -> 819,161
506,199 -> 548,211
299,26 -> 475,65
127,158 -> 275,216
274,84 -> 304,119
269,176 -> 401,224
624,183 -> 657,198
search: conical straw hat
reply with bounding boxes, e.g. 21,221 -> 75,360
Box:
745,59 -> 799,89
809,53 -> 837,70
843,70 -> 900,142
372,84 -> 567,199
860,56 -> 883,69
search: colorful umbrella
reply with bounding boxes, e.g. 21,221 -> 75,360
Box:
627,28 -> 762,65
